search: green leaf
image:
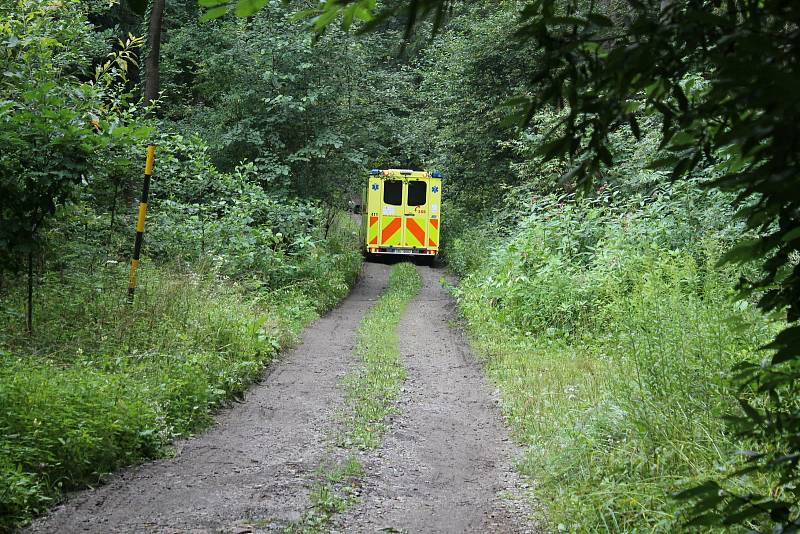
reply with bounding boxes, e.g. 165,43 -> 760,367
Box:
669,131 -> 695,147
716,238 -> 762,265
781,227 -> 800,242
765,326 -> 800,365
737,398 -> 764,424
647,156 -> 678,169
200,6 -> 229,21
289,7 -> 318,23
624,100 -> 642,113
354,6 -> 372,22
313,9 -> 339,31
342,5 -> 355,31
536,138 -> 569,160
597,145 -> 613,166
234,0 -> 268,17
675,480 -> 721,500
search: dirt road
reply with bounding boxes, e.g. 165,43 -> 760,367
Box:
333,267 -> 533,534
28,262 -> 533,533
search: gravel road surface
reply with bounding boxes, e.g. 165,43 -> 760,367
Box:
27,262 -> 390,533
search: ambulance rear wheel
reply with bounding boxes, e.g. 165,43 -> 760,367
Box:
419,255 -> 435,267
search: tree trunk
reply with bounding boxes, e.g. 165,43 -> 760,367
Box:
144,0 -> 165,108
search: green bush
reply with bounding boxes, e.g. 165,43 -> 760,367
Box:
451,189 -> 777,532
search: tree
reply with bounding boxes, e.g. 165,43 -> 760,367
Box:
144,0 -> 166,108
1,0 -> 147,332
0,1 -> 108,332
165,2 -> 419,206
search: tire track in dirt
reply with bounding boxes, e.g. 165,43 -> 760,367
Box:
27,262 -> 390,534
334,265 -> 537,534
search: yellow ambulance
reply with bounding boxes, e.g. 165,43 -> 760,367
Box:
362,169 -> 442,261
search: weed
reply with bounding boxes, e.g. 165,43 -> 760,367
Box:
324,456 -> 364,483
341,262 -> 422,450
283,458 -> 363,534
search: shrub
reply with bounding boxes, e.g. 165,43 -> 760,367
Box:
451,188 -> 777,532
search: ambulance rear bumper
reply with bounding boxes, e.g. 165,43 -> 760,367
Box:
367,247 -> 436,256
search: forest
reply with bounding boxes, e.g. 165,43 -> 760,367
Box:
1,0 -> 798,532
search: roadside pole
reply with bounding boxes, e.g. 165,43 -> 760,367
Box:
127,0 -> 164,302
127,144 -> 154,301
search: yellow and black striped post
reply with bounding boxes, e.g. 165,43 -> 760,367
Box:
128,144 -> 154,301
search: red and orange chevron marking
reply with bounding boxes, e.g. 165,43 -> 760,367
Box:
369,216 -> 379,244
369,215 -> 438,249
428,219 -> 439,247
405,218 -> 426,246
382,217 -> 401,242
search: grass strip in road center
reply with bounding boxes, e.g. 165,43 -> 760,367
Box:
283,262 -> 422,533
343,262 -> 422,450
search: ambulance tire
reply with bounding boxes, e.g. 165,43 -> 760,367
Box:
419,255 -> 435,267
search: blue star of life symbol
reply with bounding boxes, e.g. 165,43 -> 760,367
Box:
371,183 -> 379,191
432,185 -> 439,193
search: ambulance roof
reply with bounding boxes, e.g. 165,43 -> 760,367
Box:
369,169 -> 443,178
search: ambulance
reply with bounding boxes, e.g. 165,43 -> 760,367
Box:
362,169 -> 442,261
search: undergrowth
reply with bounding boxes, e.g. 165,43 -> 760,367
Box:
0,222 -> 362,531
449,190 -> 778,533
342,262 -> 422,450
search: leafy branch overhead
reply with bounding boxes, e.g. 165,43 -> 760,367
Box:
199,0 -> 454,35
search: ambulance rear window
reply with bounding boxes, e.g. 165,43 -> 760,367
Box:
407,180 -> 427,206
384,180 -> 402,205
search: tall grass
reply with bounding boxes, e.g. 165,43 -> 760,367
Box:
0,223 -> 362,531
450,192 -> 777,532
